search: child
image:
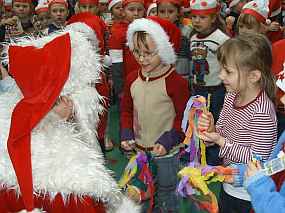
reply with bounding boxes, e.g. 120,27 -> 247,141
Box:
157,0 -> 192,79
244,62 -> 285,213
198,33 -> 277,213
108,0 -> 123,21
120,16 -> 189,212
48,0 -> 69,34
189,0 -> 229,165
108,0 -> 144,103
145,0 -> 157,16
3,0 -> 34,40
32,0 -> 50,36
238,0 -> 284,43
75,0 -> 98,15
98,0 -> 110,21
237,0 -> 270,35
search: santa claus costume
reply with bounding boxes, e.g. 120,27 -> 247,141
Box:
0,16 -> 140,213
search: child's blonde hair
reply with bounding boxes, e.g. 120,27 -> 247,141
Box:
237,13 -> 264,33
217,33 -> 276,101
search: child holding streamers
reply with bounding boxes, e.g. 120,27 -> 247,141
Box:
120,16 -> 189,212
198,33 -> 277,213
189,0 -> 229,165
244,63 -> 285,213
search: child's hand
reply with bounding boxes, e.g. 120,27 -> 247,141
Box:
200,131 -> 225,147
198,111 -> 215,133
53,96 -> 73,120
153,144 -> 167,156
245,161 -> 262,178
121,140 -> 135,151
126,185 -> 141,203
268,21 -> 280,32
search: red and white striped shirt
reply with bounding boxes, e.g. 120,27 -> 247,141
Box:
216,91 -> 277,166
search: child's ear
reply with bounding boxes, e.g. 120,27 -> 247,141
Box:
249,69 -> 262,84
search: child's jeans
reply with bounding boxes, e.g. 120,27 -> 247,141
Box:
153,151 -> 180,213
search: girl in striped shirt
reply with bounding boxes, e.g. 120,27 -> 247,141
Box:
198,33 -> 277,213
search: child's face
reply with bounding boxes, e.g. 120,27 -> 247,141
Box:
123,2 -> 144,23
12,2 -> 31,19
49,3 -> 68,26
148,7 -> 157,16
238,23 -> 263,35
157,3 -> 178,23
98,2 -> 108,13
35,11 -> 50,29
191,14 -> 216,34
78,3 -> 98,15
111,2 -> 123,19
132,33 -> 162,73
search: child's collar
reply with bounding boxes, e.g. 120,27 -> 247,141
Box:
139,65 -> 173,82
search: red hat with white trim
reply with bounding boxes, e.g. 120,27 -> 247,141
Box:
127,16 -> 181,65
269,0 -> 281,17
241,0 -> 270,23
4,0 -> 12,11
156,0 -> 188,8
189,0 -> 219,15
7,33 -> 71,213
78,0 -> 99,5
67,12 -> 106,55
13,0 -> 32,4
35,0 -> 49,14
49,0 -> 68,8
108,0 -> 121,10
145,0 -> 156,16
122,0 -> 144,7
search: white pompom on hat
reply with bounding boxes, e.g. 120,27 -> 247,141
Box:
127,16 -> 181,65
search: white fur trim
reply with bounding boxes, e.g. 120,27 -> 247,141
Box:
127,18 -> 176,65
0,27 -> 138,211
108,0 -> 121,11
109,49 -> 123,63
18,208 -> 45,213
112,196 -> 141,213
147,3 -> 157,16
229,0 -> 240,8
276,63 -> 285,92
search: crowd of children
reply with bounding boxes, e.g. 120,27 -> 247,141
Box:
0,0 -> 285,212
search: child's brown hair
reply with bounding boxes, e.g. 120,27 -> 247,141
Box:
217,33 -> 276,102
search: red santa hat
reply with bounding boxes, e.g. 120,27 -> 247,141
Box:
241,0 -> 270,23
12,0 -> 32,4
4,0 -> 12,11
189,0 -> 219,15
49,0 -> 68,8
35,0 -> 49,14
67,12 -> 106,55
145,0 -> 156,16
156,0 -> 189,8
7,33 -> 71,212
269,0 -> 281,17
108,0 -> 121,10
127,16 -> 181,65
122,0 -> 144,7
78,0 -> 99,5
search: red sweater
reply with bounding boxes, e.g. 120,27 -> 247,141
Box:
108,21 -> 140,80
